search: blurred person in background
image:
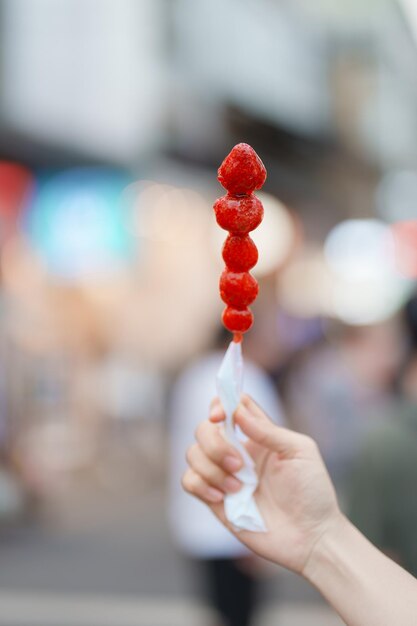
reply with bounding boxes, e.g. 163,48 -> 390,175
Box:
0,281 -> 28,525
0,364 -> 25,525
348,296 -> 417,577
169,326 -> 284,626
284,318 -> 404,503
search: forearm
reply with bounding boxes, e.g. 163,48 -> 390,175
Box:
304,515 -> 417,626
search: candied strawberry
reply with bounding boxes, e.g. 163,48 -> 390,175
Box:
222,306 -> 253,333
219,269 -> 258,308
213,194 -> 263,234
218,143 -> 267,194
222,234 -> 258,272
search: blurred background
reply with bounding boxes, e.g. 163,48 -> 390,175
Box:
0,1 -> 416,625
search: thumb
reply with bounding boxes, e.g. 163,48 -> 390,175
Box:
234,400 -> 301,458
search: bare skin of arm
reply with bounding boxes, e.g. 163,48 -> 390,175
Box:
182,395 -> 417,626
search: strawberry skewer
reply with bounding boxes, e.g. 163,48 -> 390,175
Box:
214,143 -> 267,342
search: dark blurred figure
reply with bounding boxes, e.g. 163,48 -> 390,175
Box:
169,327 -> 284,626
285,319 -> 403,503
348,297 -> 417,576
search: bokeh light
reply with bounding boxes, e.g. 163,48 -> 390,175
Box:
324,219 -> 413,324
277,246 -> 332,318
392,220 -> 417,278
130,181 -> 209,244
27,168 -> 133,281
324,219 -> 395,282
251,193 -> 297,277
0,161 -> 33,244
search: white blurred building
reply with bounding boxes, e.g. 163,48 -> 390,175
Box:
1,0 -> 417,169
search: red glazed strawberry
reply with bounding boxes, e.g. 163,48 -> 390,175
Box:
218,143 -> 267,195
213,194 -> 263,234
215,144 -> 266,339
222,306 -> 253,334
219,269 -> 258,308
222,234 -> 258,272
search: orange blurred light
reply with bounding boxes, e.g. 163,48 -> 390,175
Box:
277,246 -> 332,318
131,181 -> 209,244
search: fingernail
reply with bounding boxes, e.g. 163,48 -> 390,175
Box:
223,455 -> 242,472
210,407 -> 223,420
224,476 -> 241,493
207,487 -> 224,503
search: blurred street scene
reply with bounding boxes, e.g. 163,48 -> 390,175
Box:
0,0 -> 416,624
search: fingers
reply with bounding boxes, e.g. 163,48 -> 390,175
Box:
182,469 -> 224,504
241,395 -> 267,420
187,443 -> 241,494
183,417 -> 243,506
235,395 -> 306,458
195,420 -> 243,473
209,395 -> 266,423
182,469 -> 238,540
209,397 -> 225,423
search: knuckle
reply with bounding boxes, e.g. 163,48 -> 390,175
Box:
311,437 -> 319,448
256,428 -> 270,447
182,470 -> 201,496
302,434 -> 317,450
185,443 -> 198,465
181,471 -> 192,493
194,420 -> 208,442
208,436 -> 228,461
257,423 -> 275,448
199,426 -> 219,456
207,463 -> 225,484
195,422 -> 230,464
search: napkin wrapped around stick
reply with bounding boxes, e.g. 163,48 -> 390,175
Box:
216,340 -> 267,532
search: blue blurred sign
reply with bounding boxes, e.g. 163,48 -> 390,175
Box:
26,168 -> 133,280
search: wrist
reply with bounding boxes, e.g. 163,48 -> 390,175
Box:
300,507 -> 417,626
302,512 -> 351,585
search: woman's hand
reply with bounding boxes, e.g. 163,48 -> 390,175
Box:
182,395 -> 342,575
184,395 -> 417,625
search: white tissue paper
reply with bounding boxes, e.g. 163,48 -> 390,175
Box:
216,340 -> 267,532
